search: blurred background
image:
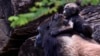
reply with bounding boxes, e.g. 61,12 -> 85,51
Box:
0,0 -> 99,56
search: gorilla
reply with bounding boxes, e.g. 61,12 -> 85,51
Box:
63,3 -> 93,39
34,14 -> 78,56
35,13 -> 100,56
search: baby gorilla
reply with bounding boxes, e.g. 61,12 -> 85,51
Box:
63,3 -> 93,39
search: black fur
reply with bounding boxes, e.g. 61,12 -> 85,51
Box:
63,3 -> 93,38
35,14 -> 75,56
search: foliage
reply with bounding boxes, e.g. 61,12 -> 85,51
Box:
81,0 -> 100,5
8,0 -> 100,28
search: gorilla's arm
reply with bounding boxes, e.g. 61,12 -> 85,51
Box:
72,16 -> 93,38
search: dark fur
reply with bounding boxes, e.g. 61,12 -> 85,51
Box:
49,14 -> 74,36
35,13 -> 100,56
35,14 -> 78,56
63,3 -> 93,38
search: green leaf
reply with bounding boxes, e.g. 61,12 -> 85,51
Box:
29,7 -> 37,12
35,2 -> 44,7
81,0 -> 88,5
91,0 -> 99,5
43,0 -> 49,4
10,21 -> 18,28
8,16 -> 19,21
19,13 -> 35,19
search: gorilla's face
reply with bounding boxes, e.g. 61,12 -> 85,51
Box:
63,7 -> 73,17
34,23 -> 50,48
63,3 -> 79,18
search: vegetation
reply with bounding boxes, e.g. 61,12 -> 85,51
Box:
8,0 -> 100,28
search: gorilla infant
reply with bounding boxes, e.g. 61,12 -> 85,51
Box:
63,3 -> 93,38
